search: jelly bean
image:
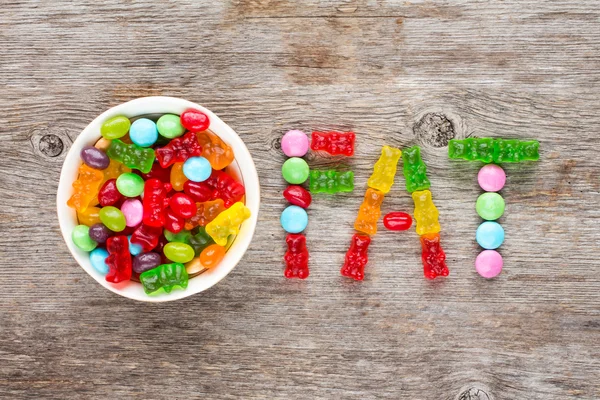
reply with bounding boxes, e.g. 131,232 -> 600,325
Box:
282,157 -> 309,184
476,221 -> 505,250
475,250 -> 503,278
157,114 -> 185,139
101,115 -> 131,140
94,137 -> 112,151
185,257 -> 204,274
164,242 -> 195,263
72,225 -> 98,251
164,208 -> 185,233
169,193 -> 196,219
164,229 -> 192,244
476,192 -> 505,220
121,198 -> 143,227
183,156 -> 212,182
127,235 -> 143,256
180,109 -> 210,133
283,185 -> 311,208
383,212 -> 413,231
133,252 -> 162,274
280,205 -> 308,233
199,244 -> 225,268
81,146 -> 110,170
478,164 -> 506,192
89,248 -> 109,275
116,172 -> 145,197
170,162 -> 187,191
98,179 -> 122,207
99,206 -> 127,232
129,118 -> 158,147
281,130 -> 309,157
77,206 -> 102,226
88,223 -> 112,243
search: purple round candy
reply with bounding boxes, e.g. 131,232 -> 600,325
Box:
81,146 -> 110,170
88,223 -> 112,244
281,130 -> 309,157
133,252 -> 162,274
478,164 -> 506,192
475,250 -> 503,278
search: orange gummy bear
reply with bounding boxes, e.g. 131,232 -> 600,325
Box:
354,188 -> 385,235
67,164 -> 104,212
196,130 -> 234,170
184,199 -> 226,230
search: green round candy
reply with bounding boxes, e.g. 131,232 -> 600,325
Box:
282,157 -> 309,184
99,206 -> 127,232
476,192 -> 505,220
116,173 -> 145,197
164,229 -> 192,244
101,115 -> 131,140
157,114 -> 185,139
163,242 -> 195,263
72,225 -> 98,251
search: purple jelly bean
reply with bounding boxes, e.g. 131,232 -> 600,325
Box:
81,146 -> 110,170
133,252 -> 162,274
88,223 -> 113,244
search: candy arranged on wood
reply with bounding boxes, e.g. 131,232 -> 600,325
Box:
383,212 -> 412,231
283,185 -> 312,208
448,138 -> 540,163
367,145 -> 402,194
281,130 -> 309,157
284,233 -> 309,279
402,146 -> 430,193
309,170 -> 354,193
420,233 -> 449,280
341,234 -> 371,281
310,131 -> 355,156
412,190 -> 440,236
354,188 -> 384,235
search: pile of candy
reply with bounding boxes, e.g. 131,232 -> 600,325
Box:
68,109 -> 251,295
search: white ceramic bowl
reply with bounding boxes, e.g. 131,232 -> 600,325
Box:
57,96 -> 260,302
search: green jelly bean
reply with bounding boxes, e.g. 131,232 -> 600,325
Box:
189,227 -> 214,256
72,225 -> 98,251
157,114 -> 185,139
116,172 -> 145,197
476,192 -> 505,221
282,157 -> 309,184
163,242 -> 195,263
99,206 -> 127,232
101,116 -> 131,140
164,229 -> 192,244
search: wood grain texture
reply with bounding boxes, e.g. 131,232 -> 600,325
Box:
1,0 -> 599,399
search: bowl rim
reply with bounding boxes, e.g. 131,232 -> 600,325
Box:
56,96 -> 260,302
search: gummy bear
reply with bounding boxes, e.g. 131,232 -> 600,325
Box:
142,179 -> 171,228
308,170 -> 354,194
412,190 -> 440,236
205,202 -> 251,246
67,164 -> 104,213
184,199 -> 226,230
420,232 -> 449,279
448,138 -> 540,163
139,263 -> 188,294
106,139 -> 155,173
284,233 -> 309,279
402,146 -> 431,193
310,131 -> 355,156
196,130 -> 234,170
105,235 -> 132,283
354,188 -> 384,235
155,131 -> 202,168
184,170 -> 245,208
131,223 -> 163,252
340,234 -> 371,281
367,145 -> 402,194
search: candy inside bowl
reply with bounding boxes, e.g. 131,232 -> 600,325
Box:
57,97 -> 259,302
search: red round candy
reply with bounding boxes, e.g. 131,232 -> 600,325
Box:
283,185 -> 311,208
169,193 -> 196,219
98,179 -> 122,206
164,208 -> 185,233
383,212 -> 413,231
180,109 -> 210,133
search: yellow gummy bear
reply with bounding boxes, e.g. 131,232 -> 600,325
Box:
412,190 -> 441,235
205,202 -> 251,246
367,146 -> 402,194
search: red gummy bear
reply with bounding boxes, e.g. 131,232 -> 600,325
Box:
140,161 -> 172,183
340,234 -> 371,281
105,236 -> 132,283
131,223 -> 163,252
420,233 -> 449,279
284,233 -> 309,279
98,179 -> 122,207
184,170 -> 245,208
311,131 -> 355,156
142,179 -> 171,227
155,132 -> 202,168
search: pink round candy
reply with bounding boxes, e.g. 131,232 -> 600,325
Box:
120,199 -> 143,227
475,250 -> 503,278
478,164 -> 506,192
281,130 -> 309,157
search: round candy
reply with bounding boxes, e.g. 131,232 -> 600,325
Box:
164,242 -> 195,263
200,244 -> 225,268
476,221 -> 505,250
476,192 -> 505,220
72,225 -> 97,251
129,118 -> 158,147
127,235 -> 143,256
183,156 -> 212,183
282,157 -> 309,184
281,130 -> 309,157
157,114 -> 185,139
383,212 -> 413,231
280,205 -> 308,233
89,248 -> 109,275
478,164 -> 506,192
99,206 -> 127,232
88,223 -> 112,243
80,146 -> 110,170
475,250 -> 503,278
101,115 -> 130,140
121,199 -> 143,227
133,252 -> 162,274
116,172 -> 144,197
181,109 -> 210,133
169,193 -> 197,219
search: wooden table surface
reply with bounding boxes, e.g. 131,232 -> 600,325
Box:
1,1 -> 599,399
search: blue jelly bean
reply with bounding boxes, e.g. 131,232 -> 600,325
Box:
89,248 -> 109,275
128,235 -> 143,256
129,118 -> 158,147
476,221 -> 505,250
280,205 -> 308,233
183,156 -> 212,182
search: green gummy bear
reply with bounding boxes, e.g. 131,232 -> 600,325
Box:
189,227 -> 215,257
448,138 -> 539,163
402,146 -> 431,193
309,170 -> 354,194
140,263 -> 188,295
107,139 -> 155,173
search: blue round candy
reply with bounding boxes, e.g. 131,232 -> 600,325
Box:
129,118 -> 158,147
183,156 -> 212,182
280,205 -> 308,233
476,221 -> 505,250
128,235 -> 143,256
89,248 -> 109,275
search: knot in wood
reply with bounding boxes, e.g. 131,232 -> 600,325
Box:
39,134 -> 64,157
414,112 -> 456,147
458,387 -> 491,400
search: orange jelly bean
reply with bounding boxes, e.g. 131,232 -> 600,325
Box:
170,162 -> 188,191
77,206 -> 102,226
184,199 -> 226,230
200,244 -> 226,269
67,164 -> 104,212
196,130 -> 234,170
